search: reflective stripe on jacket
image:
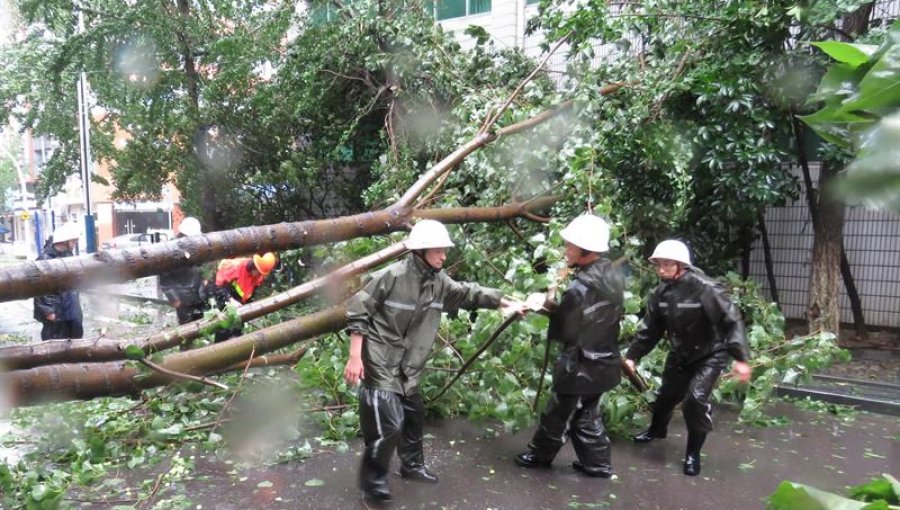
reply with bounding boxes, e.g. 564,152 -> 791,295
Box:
548,258 -> 624,395
346,254 -> 503,395
626,269 -> 749,367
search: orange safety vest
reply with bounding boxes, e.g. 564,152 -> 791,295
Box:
215,258 -> 265,303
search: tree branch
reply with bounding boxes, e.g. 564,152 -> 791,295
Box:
139,358 -> 229,390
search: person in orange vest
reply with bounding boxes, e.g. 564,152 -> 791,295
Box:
208,252 -> 277,342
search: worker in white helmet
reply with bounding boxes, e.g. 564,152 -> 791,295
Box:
344,219 -> 525,504
515,214 -> 624,479
625,239 -> 752,476
33,223 -> 84,340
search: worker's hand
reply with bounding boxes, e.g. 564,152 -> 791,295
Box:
731,361 -> 752,383
344,355 -> 365,386
500,297 -> 527,316
45,313 -> 56,322
624,358 -> 636,374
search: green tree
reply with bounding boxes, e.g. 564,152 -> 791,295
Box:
0,131 -> 23,210
802,19 -> 900,212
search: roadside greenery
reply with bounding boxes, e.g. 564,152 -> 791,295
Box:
803,20 -> 900,211
766,474 -> 900,510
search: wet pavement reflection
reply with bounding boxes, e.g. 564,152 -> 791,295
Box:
173,402 -> 897,510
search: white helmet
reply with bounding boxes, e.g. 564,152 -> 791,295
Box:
406,219 -> 454,250
649,240 -> 692,266
52,223 -> 81,243
179,217 -> 202,236
560,215 -> 610,253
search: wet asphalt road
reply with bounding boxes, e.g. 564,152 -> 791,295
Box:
165,402 -> 897,510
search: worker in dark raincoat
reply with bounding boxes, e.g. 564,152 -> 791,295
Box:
158,217 -> 208,325
343,219 -> 524,504
515,214 -> 624,479
33,223 -> 84,340
625,240 -> 752,476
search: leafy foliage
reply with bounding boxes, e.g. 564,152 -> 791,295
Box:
802,21 -> 900,211
527,0 -> 800,271
766,474 -> 900,510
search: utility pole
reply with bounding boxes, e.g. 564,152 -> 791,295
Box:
76,10 -> 96,252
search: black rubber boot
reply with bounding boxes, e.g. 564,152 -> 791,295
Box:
633,411 -> 669,443
633,429 -> 667,443
683,431 -> 706,476
514,452 -> 552,468
363,487 -> 393,506
400,465 -> 439,483
572,461 -> 613,479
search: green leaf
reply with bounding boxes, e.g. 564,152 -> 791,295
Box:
799,106 -> 870,146
464,25 -> 490,45
810,42 -> 879,68
807,63 -> 860,104
30,484 -> 48,502
781,368 -> 800,385
840,46 -> 900,113
304,478 -> 325,487
848,476 -> 899,504
766,481 -> 886,510
124,344 -> 146,360
257,480 -> 273,488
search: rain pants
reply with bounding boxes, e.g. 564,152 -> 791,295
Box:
346,253 -> 502,494
626,268 -> 749,435
526,257 -> 624,471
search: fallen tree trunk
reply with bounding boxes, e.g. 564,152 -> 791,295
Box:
0,98 -> 584,303
1,306 -> 347,407
0,197 -> 558,370
0,242 -> 405,370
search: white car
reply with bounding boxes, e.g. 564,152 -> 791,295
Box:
100,230 -> 173,251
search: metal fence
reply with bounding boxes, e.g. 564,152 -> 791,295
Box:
747,164 -> 900,329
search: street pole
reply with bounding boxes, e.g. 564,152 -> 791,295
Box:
76,10 -> 96,253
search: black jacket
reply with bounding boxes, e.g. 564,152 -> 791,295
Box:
159,266 -> 205,307
626,269 -> 749,367
549,258 -> 624,395
33,244 -> 83,322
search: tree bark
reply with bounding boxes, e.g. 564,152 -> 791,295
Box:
0,196 -> 558,303
807,160 -> 845,335
0,97 -> 585,303
792,116 -> 867,338
0,242 -> 407,370
841,2 -> 874,41
0,196 -> 560,370
758,211 -> 780,308
1,306 -> 347,407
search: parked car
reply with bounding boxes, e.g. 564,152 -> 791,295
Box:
100,230 -> 173,251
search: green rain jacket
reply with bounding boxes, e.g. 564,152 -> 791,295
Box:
347,254 -> 503,396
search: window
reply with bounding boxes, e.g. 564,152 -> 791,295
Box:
309,0 -> 356,25
425,0 -> 491,20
